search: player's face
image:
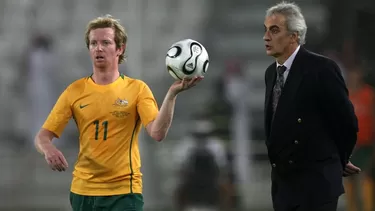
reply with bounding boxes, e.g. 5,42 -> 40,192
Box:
263,14 -> 297,58
89,28 -> 123,68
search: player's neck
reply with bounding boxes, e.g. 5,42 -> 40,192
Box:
91,68 -> 120,85
276,44 -> 298,65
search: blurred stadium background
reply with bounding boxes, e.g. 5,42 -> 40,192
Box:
0,0 -> 375,210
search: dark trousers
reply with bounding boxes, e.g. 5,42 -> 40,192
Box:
274,198 -> 338,211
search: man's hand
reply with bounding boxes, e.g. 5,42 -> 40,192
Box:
42,143 -> 69,172
343,161 -> 361,177
169,76 -> 203,96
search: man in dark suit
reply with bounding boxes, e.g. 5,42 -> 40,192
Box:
263,2 -> 361,211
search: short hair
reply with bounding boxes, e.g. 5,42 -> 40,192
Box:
85,15 -> 127,64
266,2 -> 307,45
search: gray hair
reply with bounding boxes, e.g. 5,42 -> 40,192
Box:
266,2 -> 307,45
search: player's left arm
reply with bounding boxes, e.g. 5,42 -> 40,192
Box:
137,82 -> 175,142
139,77 -> 203,142
145,90 -> 177,141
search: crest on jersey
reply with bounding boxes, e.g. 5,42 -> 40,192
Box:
113,98 -> 128,107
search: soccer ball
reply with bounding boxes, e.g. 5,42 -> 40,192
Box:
166,39 -> 209,80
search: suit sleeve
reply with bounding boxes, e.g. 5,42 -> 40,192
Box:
318,60 -> 358,167
42,88 -> 72,138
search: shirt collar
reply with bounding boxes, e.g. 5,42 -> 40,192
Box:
277,45 -> 301,70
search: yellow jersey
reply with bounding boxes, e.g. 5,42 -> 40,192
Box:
42,74 -> 159,196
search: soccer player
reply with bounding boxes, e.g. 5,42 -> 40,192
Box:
34,15 -> 202,211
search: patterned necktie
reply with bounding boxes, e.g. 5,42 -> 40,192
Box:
272,65 -> 287,118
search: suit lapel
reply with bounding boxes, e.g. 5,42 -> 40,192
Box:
265,63 -> 277,137
270,47 -> 308,136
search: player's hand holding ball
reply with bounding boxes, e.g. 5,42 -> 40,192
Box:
169,76 -> 204,95
165,39 -> 209,96
42,143 -> 69,172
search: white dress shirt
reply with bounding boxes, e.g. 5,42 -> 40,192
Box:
276,45 -> 301,83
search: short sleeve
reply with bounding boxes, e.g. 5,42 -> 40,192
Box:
137,83 -> 159,127
42,88 -> 72,138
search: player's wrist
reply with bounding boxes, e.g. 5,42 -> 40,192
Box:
39,142 -> 55,154
166,88 -> 178,99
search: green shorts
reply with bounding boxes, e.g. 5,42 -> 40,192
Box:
70,192 -> 144,211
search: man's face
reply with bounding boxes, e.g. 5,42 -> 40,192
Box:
263,14 -> 296,58
89,27 -> 123,68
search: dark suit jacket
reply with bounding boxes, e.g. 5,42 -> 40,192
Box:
264,47 -> 358,206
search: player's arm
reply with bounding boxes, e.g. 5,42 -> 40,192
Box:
34,88 -> 72,171
35,88 -> 72,152
137,82 -> 168,142
146,90 -> 177,141
35,128 -> 57,154
139,77 -> 202,142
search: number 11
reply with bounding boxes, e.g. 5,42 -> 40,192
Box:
93,120 -> 108,140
